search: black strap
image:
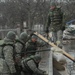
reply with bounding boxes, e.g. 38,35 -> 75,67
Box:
23,58 -> 38,73
16,40 -> 25,47
1,44 -> 15,59
23,59 -> 33,73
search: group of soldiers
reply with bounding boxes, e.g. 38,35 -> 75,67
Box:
0,3 -> 66,75
0,31 -> 47,75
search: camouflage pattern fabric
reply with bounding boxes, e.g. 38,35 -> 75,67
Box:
46,7 -> 63,32
46,7 -> 63,46
50,30 -> 63,45
0,58 -> 10,75
15,32 -> 28,75
21,55 -> 46,75
26,40 -> 45,57
0,38 -> 16,75
15,40 -> 25,65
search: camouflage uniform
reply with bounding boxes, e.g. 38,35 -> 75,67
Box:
15,32 -> 28,75
46,4 -> 64,45
0,31 -> 16,75
26,35 -> 45,57
21,55 -> 46,75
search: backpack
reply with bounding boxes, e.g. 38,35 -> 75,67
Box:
0,40 -> 15,73
0,40 -> 15,59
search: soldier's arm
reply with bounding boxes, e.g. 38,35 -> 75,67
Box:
15,42 -> 23,62
15,42 -> 23,54
3,46 -> 16,73
62,12 -> 65,28
46,13 -> 51,28
45,13 -> 51,34
27,60 -> 44,75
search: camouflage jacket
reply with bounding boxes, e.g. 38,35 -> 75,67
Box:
26,40 -> 45,56
3,38 -> 16,73
21,57 -> 44,75
46,8 -> 63,31
15,39 -> 25,65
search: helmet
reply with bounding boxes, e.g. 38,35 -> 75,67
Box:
6,31 -> 16,40
50,3 -> 56,7
50,3 -> 56,10
19,32 -> 28,43
31,35 -> 37,42
31,35 -> 37,39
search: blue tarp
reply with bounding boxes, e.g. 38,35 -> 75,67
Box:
66,19 -> 75,25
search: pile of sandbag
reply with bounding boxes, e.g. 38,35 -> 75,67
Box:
51,47 -> 67,71
63,25 -> 75,40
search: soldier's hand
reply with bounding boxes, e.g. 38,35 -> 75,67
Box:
45,29 -> 49,33
45,27 -> 49,33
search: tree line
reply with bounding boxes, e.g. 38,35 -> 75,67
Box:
0,0 -> 75,30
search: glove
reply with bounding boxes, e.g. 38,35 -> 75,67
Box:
45,27 -> 49,33
56,41 -> 61,46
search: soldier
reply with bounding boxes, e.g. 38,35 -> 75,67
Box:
21,55 -> 47,75
26,35 -> 45,57
0,31 -> 16,75
15,32 -> 28,75
46,3 -> 65,47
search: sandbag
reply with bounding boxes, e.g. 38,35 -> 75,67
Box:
63,28 -> 75,40
51,47 -> 66,65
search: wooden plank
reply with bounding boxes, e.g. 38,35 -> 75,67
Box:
34,32 -> 75,62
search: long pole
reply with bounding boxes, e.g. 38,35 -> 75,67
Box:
34,32 -> 75,62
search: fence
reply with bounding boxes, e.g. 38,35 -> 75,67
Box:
0,27 -> 20,39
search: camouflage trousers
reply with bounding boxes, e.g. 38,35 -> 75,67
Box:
49,30 -> 63,46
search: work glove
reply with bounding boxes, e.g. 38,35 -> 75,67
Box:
51,47 -> 63,54
56,41 -> 62,49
